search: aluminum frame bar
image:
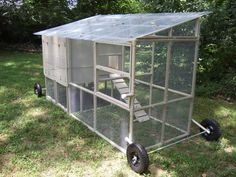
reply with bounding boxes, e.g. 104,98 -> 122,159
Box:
96,65 -> 130,78
135,79 -> 191,97
187,18 -> 201,133
147,131 -> 206,154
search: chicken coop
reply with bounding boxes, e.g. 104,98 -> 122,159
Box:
34,12 -> 221,173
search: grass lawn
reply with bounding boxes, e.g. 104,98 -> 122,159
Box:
0,50 -> 236,177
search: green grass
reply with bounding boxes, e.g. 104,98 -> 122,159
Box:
0,50 -> 236,177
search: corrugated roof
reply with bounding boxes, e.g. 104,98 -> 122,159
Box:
34,12 -> 209,44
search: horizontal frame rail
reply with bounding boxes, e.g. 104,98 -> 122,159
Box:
147,131 -> 206,154
98,53 -> 122,56
134,95 -> 193,111
95,92 -> 129,111
149,116 -> 187,134
70,113 -> 126,154
96,65 -> 130,78
135,78 -> 191,97
99,76 -> 129,82
69,82 -> 130,111
69,82 -> 94,94
138,36 -> 199,42
135,72 -> 152,77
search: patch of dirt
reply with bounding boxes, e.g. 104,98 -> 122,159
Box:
224,146 -> 234,153
0,133 -> 8,144
149,164 -> 170,177
0,153 -> 15,172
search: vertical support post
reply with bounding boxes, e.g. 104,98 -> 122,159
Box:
44,77 -> 47,97
93,42 -> 97,130
128,41 -> 136,142
111,81 -> 114,98
161,28 -> 173,143
187,18 -> 201,133
149,42 -> 155,115
43,36 -> 48,98
66,39 -> 72,113
54,37 -> 58,103
80,89 -> 83,111
121,46 -> 125,101
128,45 -> 133,94
104,80 -> 107,92
54,81 -> 58,103
121,46 -> 125,71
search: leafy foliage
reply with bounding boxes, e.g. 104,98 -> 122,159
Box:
142,0 -> 236,99
0,0 -> 235,99
0,0 -> 143,43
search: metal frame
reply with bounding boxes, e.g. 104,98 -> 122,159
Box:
43,17 -> 206,155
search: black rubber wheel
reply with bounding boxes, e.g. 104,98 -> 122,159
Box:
34,83 -> 42,97
126,143 -> 149,174
200,118 -> 221,141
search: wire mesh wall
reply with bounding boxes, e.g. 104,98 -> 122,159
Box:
43,18 -> 200,152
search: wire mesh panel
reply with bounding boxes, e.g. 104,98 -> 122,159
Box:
172,20 -> 196,36
57,83 -> 67,108
133,98 -> 190,148
96,43 -> 131,103
135,83 -> 150,106
97,71 -> 123,101
135,41 -> 152,76
123,46 -> 131,73
135,41 -> 152,107
153,42 -> 168,88
70,86 -> 94,127
164,98 -> 191,141
70,86 -> 80,113
169,42 -> 195,94
155,29 -> 169,36
96,43 -> 123,70
96,97 -> 129,149
133,106 -> 163,147
46,77 -> 55,100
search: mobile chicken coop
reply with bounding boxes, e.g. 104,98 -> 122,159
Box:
34,12 -> 221,173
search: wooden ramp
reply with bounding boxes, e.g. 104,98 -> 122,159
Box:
110,74 -> 149,122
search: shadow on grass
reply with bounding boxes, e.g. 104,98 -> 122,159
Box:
144,98 -> 236,177
0,50 -> 115,175
0,95 -> 114,175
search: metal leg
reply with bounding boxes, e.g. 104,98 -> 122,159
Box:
192,119 -> 210,134
125,137 -> 133,144
148,131 -> 206,154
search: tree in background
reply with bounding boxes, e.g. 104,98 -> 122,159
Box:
0,0 -> 235,99
140,0 -> 236,100
0,0 -> 143,43
198,0 -> 236,99
0,0 -> 72,43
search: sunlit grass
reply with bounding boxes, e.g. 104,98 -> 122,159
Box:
0,50 -> 236,176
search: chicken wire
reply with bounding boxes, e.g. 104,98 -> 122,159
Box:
40,13 -> 203,153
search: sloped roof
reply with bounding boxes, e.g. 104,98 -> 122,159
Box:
35,12 -> 209,44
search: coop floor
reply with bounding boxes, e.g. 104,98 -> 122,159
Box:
72,104 -> 186,149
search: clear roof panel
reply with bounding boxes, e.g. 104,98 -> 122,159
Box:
35,12 -> 209,44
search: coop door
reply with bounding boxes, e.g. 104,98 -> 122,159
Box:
108,56 -> 119,69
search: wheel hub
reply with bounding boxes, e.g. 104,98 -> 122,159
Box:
131,155 -> 138,165
205,126 -> 213,136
